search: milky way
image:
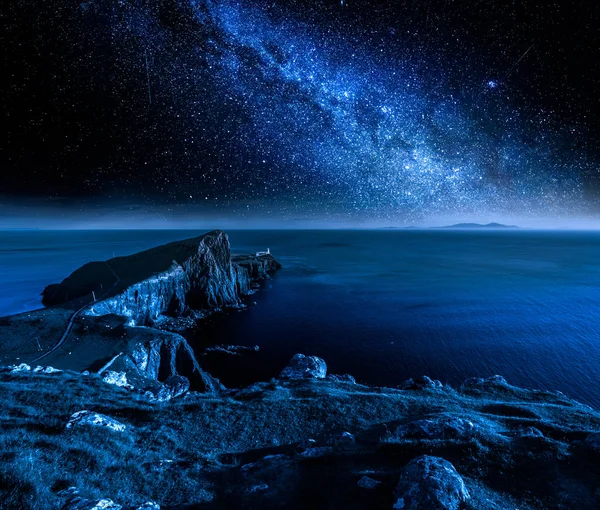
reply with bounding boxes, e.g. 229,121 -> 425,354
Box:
2,0 -> 597,224
201,0 -> 584,221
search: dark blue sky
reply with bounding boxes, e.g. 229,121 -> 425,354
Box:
1,0 -> 598,226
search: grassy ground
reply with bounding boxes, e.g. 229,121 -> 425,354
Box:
0,306 -> 76,366
2,369 -> 600,509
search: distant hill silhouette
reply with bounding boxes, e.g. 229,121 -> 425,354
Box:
433,222 -> 519,229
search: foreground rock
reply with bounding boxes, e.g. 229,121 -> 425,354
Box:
61,497 -> 122,510
94,328 -> 224,398
61,497 -> 159,510
388,416 -> 478,442
393,456 -> 470,510
202,344 -> 260,356
399,375 -> 442,390
66,411 -> 127,433
153,375 -> 190,401
3,359 -> 600,509
279,353 -> 327,380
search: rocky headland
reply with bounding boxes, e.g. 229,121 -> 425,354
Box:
1,230 -> 280,400
2,231 -> 600,509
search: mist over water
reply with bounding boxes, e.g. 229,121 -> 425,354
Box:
2,229 -> 600,408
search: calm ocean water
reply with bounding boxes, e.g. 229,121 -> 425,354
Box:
2,229 -> 600,407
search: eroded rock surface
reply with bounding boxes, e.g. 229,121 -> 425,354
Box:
389,416 -> 478,442
66,411 -> 126,433
99,330 -> 225,397
279,354 -> 327,380
61,497 -> 122,510
399,375 -> 442,390
393,456 -> 470,510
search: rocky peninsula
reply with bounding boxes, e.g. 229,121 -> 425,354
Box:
1,231 -> 600,509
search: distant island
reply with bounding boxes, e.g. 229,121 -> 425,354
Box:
433,222 -> 519,229
380,223 -> 519,230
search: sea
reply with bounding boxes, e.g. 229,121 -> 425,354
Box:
2,228 -> 600,408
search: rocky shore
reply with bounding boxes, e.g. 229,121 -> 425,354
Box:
2,355 -> 600,509
2,231 -> 600,508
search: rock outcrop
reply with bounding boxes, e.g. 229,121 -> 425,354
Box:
389,416 -> 478,442
42,231 -> 281,327
60,496 -> 159,510
279,354 -> 327,380
61,497 -> 123,509
399,375 -> 443,390
201,344 -> 260,356
98,330 -> 224,398
4,355 -> 600,509
357,476 -> 382,490
66,411 -> 127,433
393,456 -> 470,510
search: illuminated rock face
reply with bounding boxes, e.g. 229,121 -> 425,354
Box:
42,230 -> 281,326
279,354 -> 327,380
65,411 -> 127,433
393,456 -> 470,510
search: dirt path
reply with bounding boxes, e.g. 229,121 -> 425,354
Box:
29,261 -> 121,365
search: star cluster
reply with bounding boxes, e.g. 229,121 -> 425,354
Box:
1,0 -> 597,224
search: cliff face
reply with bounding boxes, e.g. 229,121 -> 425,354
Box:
102,329 -> 225,394
233,254 -> 283,280
42,230 -> 281,326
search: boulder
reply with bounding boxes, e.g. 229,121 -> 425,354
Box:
327,373 -> 356,384
33,365 -> 62,374
101,371 -> 132,389
61,497 -> 122,509
461,375 -> 508,390
585,432 -> 600,449
332,431 -> 356,449
10,363 -> 31,373
515,426 -> 544,438
296,438 -> 317,453
357,476 -> 382,490
279,354 -> 327,380
154,375 -> 190,401
66,411 -> 127,433
390,416 -> 476,442
399,376 -> 442,390
393,456 -> 470,510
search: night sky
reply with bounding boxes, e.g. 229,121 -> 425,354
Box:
1,0 -> 598,226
